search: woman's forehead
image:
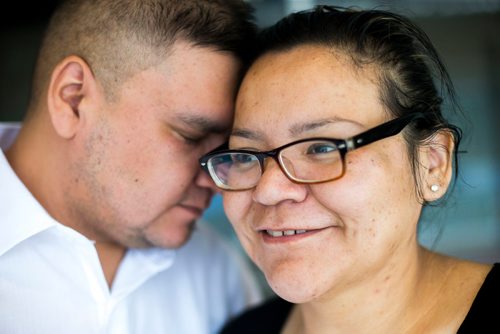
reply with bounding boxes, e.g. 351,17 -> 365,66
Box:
235,45 -> 384,135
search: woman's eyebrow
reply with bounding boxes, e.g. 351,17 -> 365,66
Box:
289,117 -> 363,137
230,128 -> 265,141
230,118 -> 364,141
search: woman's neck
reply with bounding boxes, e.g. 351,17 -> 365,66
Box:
281,249 -> 479,334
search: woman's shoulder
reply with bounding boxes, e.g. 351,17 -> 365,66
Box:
220,296 -> 293,334
458,263 -> 500,332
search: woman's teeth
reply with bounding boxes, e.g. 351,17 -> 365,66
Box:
266,229 -> 308,237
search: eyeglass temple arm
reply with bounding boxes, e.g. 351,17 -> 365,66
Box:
348,112 -> 425,151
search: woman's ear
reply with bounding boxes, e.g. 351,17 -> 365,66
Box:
419,130 -> 455,202
47,55 -> 97,139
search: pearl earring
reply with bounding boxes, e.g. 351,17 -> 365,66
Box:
430,184 -> 439,192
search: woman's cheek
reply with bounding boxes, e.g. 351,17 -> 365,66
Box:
223,191 -> 255,233
223,191 -> 261,259
223,192 -> 241,223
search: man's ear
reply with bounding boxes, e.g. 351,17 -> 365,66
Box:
47,55 -> 97,139
419,131 -> 455,202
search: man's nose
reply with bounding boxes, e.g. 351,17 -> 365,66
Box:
195,168 -> 221,193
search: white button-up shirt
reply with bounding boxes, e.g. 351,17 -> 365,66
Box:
0,123 -> 262,334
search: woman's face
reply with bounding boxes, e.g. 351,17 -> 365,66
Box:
223,45 -> 424,303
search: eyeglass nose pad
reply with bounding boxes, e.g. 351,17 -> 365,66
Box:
261,155 -> 277,171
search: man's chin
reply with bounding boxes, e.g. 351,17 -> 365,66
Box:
143,220 -> 198,249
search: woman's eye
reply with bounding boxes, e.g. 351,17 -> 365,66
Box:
306,143 -> 336,155
232,153 -> 255,164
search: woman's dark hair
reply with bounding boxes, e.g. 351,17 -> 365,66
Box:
254,5 -> 463,203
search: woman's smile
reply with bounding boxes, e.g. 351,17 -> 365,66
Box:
260,226 -> 337,244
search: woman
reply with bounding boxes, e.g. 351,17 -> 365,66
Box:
200,6 -> 499,333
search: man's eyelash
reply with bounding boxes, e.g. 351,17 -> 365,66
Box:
181,133 -> 204,144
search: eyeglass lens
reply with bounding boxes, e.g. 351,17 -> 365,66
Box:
208,139 -> 343,190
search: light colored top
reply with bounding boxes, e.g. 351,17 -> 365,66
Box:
0,123 -> 262,334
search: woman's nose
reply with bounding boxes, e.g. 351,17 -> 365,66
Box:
252,158 -> 307,206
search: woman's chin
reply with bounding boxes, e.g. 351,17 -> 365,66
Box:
265,271 -> 323,304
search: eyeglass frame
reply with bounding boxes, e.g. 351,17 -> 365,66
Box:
199,112 -> 425,190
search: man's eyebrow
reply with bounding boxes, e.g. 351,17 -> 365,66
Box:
289,117 -> 363,136
176,113 -> 229,134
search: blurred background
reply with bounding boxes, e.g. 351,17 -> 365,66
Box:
1,0 -> 499,294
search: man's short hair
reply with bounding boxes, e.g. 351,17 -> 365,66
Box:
30,0 -> 256,107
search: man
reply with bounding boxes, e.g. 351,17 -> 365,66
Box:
0,0 -> 261,333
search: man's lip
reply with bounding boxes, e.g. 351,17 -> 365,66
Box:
179,204 -> 205,215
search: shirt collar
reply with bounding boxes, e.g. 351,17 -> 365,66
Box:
0,125 -> 58,256
0,124 -> 177,281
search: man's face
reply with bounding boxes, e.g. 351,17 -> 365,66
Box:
69,41 -> 239,249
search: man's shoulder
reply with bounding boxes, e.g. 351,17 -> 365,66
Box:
0,122 -> 21,130
171,221 -> 260,293
176,222 -> 240,265
0,122 -> 21,149
152,221 -> 263,307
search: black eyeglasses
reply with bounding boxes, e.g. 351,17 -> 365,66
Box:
199,112 -> 425,190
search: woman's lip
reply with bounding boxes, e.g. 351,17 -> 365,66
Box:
260,226 -> 333,243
